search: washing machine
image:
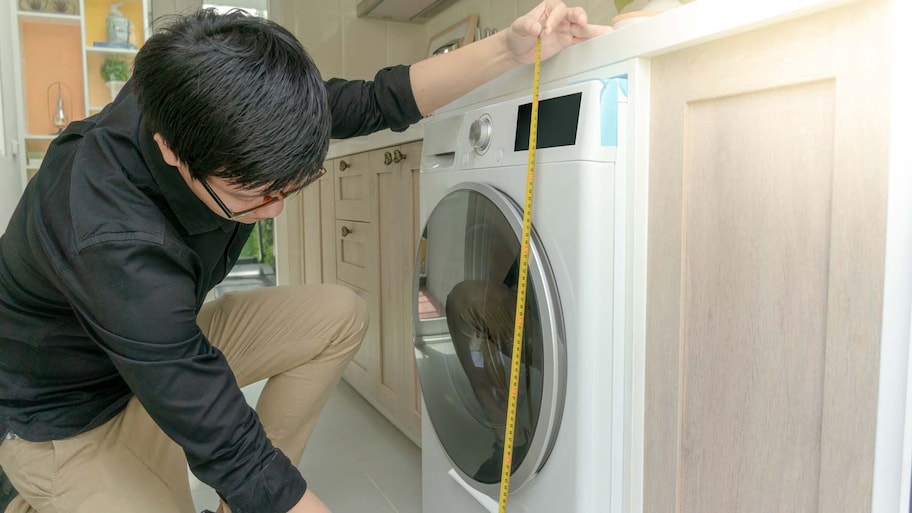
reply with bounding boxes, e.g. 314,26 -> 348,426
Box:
413,66 -> 635,513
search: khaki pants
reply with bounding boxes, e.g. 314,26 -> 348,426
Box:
0,284 -> 366,513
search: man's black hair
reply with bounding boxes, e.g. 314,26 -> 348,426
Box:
133,9 -> 329,193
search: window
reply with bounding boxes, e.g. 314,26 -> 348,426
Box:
202,0 -> 275,301
240,218 -> 275,269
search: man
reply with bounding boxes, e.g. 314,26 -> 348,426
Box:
0,3 -> 609,512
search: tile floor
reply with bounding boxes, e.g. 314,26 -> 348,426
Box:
190,380 -> 422,513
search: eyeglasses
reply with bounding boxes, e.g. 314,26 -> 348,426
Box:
200,169 -> 325,221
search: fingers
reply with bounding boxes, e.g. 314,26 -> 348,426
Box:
514,1 -> 610,46
536,3 -> 591,38
516,15 -> 542,38
517,1 -> 572,37
540,2 -> 569,36
564,6 -> 588,27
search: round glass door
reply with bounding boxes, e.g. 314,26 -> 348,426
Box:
413,182 -> 565,493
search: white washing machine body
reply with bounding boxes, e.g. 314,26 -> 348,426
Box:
414,63 -> 639,513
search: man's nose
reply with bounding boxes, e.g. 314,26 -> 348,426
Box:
259,199 -> 285,219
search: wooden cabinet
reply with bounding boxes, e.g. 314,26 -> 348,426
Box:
284,140 -> 422,444
643,2 -> 892,512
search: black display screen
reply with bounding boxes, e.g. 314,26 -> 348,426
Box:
514,92 -> 582,151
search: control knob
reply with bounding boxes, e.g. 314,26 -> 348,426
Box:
469,115 -> 493,154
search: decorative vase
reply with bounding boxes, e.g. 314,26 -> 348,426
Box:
106,3 -> 131,45
106,80 -> 125,102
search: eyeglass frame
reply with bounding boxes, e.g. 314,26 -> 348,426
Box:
199,168 -> 326,221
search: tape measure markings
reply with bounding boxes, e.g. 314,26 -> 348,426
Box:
498,35 -> 542,513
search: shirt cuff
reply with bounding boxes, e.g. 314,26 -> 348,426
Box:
224,450 -> 307,513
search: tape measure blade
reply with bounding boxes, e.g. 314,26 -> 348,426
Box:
498,35 -> 541,513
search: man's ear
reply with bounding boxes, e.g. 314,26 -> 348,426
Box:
153,133 -> 181,168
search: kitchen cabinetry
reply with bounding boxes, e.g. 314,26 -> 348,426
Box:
280,141 -> 423,444
8,0 -> 149,188
643,2 -> 892,512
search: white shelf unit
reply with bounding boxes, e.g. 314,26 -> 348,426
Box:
9,0 -> 150,187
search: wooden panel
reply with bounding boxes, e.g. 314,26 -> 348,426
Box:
320,162 -> 337,284
376,163 -> 398,414
302,160 -> 332,284
402,142 -> 423,443
274,178 -> 304,286
334,151 -> 370,222
645,3 -> 890,513
335,219 -> 371,291
341,283 -> 380,399
679,81 -> 834,513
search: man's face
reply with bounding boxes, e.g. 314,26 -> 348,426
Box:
153,133 -> 295,223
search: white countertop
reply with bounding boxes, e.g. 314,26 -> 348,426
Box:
326,119 -> 425,159
325,0 -> 856,158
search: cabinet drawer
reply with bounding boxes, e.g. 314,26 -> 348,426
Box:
333,152 -> 370,222
335,220 -> 372,291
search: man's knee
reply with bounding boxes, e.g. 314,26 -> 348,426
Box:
446,280 -> 489,316
320,284 -> 368,349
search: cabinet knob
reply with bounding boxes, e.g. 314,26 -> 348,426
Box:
339,160 -> 350,171
384,151 -> 393,166
393,149 -> 406,163
340,225 -> 353,237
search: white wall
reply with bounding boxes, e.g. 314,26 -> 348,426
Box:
150,0 -> 204,18
0,2 -> 22,233
274,1 -> 623,83
274,0 -> 426,81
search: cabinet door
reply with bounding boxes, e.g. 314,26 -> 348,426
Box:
644,3 -> 890,513
334,151 -> 371,222
374,147 -> 400,416
335,219 -> 372,291
375,141 -> 422,443
320,159 -> 337,284
342,283 -> 381,402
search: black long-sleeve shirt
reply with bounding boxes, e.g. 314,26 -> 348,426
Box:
0,65 -> 421,513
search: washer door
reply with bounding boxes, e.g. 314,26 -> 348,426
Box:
414,182 -> 565,493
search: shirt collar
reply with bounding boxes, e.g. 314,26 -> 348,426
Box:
137,121 -> 236,235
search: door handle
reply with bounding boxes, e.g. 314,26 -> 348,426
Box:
393,149 -> 406,163
341,225 -> 353,237
384,151 -> 393,166
339,160 -> 350,171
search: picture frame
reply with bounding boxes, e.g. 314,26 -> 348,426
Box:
427,14 -> 479,58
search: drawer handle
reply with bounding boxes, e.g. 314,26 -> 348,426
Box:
393,149 -> 406,163
384,151 -> 393,166
340,225 -> 353,237
339,160 -> 350,171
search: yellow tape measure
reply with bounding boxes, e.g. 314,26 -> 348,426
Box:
498,35 -> 542,513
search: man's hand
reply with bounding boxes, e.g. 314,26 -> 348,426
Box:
411,1 -> 612,114
505,1 -> 613,65
287,489 -> 331,513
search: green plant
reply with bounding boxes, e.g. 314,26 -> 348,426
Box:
101,58 -> 130,82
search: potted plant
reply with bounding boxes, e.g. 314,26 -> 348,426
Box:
101,58 -> 130,101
